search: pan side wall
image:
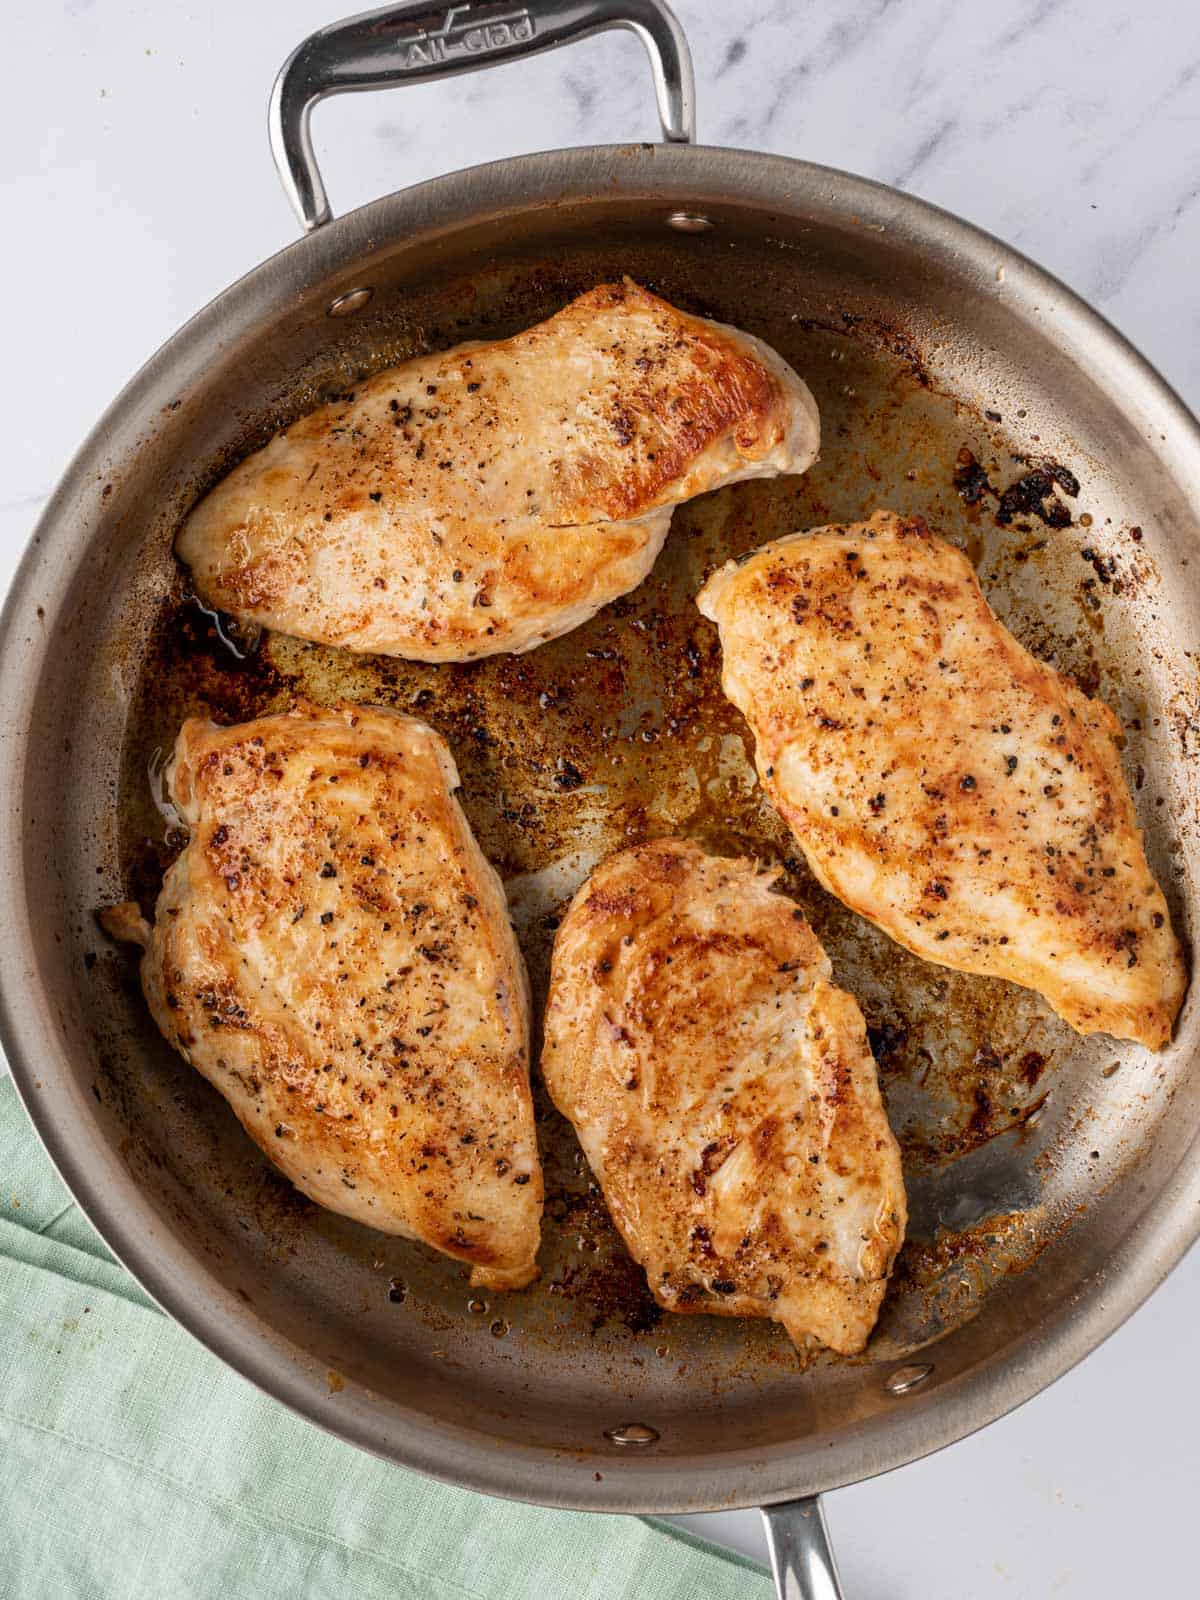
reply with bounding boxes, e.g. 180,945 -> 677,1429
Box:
1,150 -> 1198,1508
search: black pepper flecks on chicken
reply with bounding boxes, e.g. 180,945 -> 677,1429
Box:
176,279 -> 819,662
101,703 -> 542,1289
697,510 -> 1186,1049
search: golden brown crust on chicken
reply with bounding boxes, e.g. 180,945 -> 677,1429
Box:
541,840 -> 906,1355
697,510 -> 1187,1049
103,704 -> 542,1290
176,279 -> 819,661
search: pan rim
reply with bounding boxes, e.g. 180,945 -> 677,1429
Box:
1,140 -> 1198,1513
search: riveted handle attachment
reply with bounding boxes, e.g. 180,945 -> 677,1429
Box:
270,0 -> 696,231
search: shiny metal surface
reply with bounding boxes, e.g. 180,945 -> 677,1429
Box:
603,1423 -> 661,1447
270,0 -> 696,230
883,1363 -> 934,1398
665,209 -> 713,232
763,1498 -> 845,1600
326,285 -> 374,316
1,144 -> 1199,1535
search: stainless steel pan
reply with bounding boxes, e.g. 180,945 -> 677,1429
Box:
2,4 -> 1198,1595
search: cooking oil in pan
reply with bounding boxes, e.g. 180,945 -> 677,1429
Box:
111,299 -> 1169,1375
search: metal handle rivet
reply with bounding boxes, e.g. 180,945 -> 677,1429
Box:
604,1422 -> 660,1446
666,211 -> 713,233
327,287 -> 373,317
884,1362 -> 934,1396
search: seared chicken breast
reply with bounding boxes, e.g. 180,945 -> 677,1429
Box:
697,510 -> 1186,1048
101,705 -> 542,1290
177,279 -> 819,661
542,840 -> 906,1355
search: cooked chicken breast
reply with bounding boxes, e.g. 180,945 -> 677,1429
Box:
177,279 -> 819,661
541,840 -> 906,1355
697,510 -> 1186,1048
100,705 -> 542,1290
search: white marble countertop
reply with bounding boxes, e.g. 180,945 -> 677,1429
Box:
4,2 -> 1199,1593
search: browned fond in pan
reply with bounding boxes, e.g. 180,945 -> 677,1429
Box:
1,139 -> 1198,1525
86,206 -> 1195,1444
121,242 -> 1121,1333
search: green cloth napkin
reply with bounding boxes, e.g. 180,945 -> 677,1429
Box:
0,1068 -> 770,1599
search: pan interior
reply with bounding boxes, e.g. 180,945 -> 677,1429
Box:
20,174 -> 1199,1504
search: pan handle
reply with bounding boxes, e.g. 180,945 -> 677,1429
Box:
761,1496 -> 846,1600
269,0 -> 696,232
